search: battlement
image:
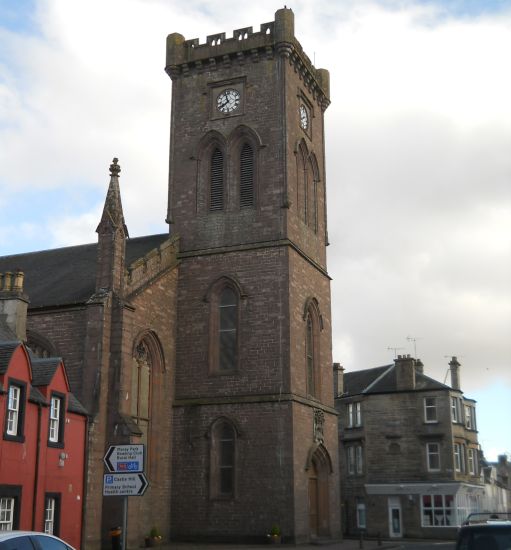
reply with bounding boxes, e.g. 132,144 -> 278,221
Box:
125,235 -> 179,297
166,8 -> 329,105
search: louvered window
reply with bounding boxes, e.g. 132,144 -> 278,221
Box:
240,143 -> 254,207
210,148 -> 224,210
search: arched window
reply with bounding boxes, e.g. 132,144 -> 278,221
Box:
131,341 -> 151,445
304,299 -> 321,398
210,148 -> 224,210
210,419 -> 236,498
306,313 -> 315,396
239,143 -> 254,207
219,287 -> 238,372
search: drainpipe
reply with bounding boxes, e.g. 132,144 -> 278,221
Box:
32,402 -> 43,531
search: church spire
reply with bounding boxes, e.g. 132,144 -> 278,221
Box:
96,158 -> 129,237
95,158 -> 128,293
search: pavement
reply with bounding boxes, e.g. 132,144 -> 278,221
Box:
155,539 -> 400,550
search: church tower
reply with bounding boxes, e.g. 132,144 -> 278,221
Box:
166,8 -> 339,542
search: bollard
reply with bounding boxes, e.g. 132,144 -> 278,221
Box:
359,531 -> 364,549
110,526 -> 122,550
377,531 -> 382,546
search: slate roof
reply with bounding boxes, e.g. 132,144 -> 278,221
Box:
29,386 -> 46,405
0,341 -> 20,375
343,364 -> 451,396
31,357 -> 63,387
67,393 -> 88,416
0,233 -> 169,309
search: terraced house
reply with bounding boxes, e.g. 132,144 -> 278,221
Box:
336,355 -> 484,540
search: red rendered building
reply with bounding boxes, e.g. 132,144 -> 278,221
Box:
0,273 -> 87,549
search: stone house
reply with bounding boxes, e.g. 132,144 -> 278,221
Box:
335,355 -> 483,540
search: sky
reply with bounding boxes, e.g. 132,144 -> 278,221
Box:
0,0 -> 510,461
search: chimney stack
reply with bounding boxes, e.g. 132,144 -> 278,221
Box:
0,270 -> 29,342
449,356 -> 461,390
415,358 -> 424,375
333,363 -> 344,397
394,354 -> 416,390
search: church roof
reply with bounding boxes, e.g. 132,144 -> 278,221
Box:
343,364 -> 450,396
0,234 -> 169,309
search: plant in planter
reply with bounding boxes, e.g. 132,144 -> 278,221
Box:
267,524 -> 282,544
145,527 -> 163,547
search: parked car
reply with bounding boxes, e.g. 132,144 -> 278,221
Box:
0,531 -> 76,550
456,513 -> 511,550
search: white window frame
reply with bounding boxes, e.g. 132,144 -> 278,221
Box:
356,500 -> 367,529
427,442 -> 441,471
44,497 -> 56,534
0,497 -> 15,531
464,404 -> 476,431
49,396 -> 61,443
421,494 -> 455,527
451,397 -> 458,423
467,448 -> 476,475
347,446 -> 355,475
355,445 -> 364,474
424,397 -> 437,423
347,402 -> 362,428
454,443 -> 462,472
6,385 -> 21,436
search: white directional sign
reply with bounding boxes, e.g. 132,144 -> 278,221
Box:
104,444 -> 144,473
103,473 -> 148,497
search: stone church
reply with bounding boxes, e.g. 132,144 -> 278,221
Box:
0,8 -> 340,547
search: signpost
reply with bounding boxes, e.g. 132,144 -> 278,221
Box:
103,444 -> 148,550
104,444 -> 144,473
103,473 -> 148,496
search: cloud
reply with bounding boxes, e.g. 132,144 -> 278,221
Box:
0,0 -> 510,454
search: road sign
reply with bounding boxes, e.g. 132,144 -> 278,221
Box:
104,444 -> 144,473
103,473 -> 148,496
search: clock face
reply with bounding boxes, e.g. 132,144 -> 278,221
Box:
299,105 -> 309,130
217,89 -> 241,113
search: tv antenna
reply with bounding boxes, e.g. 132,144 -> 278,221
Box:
406,336 -> 421,358
387,346 -> 404,358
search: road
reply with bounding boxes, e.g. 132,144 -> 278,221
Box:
388,542 -> 455,550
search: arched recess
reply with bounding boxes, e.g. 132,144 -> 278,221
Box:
295,139 -> 309,223
196,130 -> 228,213
306,443 -> 333,538
26,330 -> 58,358
308,153 -> 321,232
228,125 -> 262,209
204,276 -> 246,374
131,330 -> 165,477
208,416 -> 241,499
303,297 -> 322,399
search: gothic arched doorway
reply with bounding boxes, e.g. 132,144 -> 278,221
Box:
307,445 -> 332,538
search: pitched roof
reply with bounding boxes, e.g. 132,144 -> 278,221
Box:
67,393 -> 88,416
343,364 -> 450,396
30,357 -> 63,387
29,385 -> 47,405
0,234 -> 169,309
0,341 -> 20,375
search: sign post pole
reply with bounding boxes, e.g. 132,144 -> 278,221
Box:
122,496 -> 128,550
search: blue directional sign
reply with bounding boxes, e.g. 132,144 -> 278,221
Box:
104,444 -> 144,473
103,473 -> 148,496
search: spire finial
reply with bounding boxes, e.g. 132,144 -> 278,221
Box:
110,157 -> 121,177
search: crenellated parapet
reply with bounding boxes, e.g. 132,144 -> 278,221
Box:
165,7 -> 330,110
125,235 -> 179,297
